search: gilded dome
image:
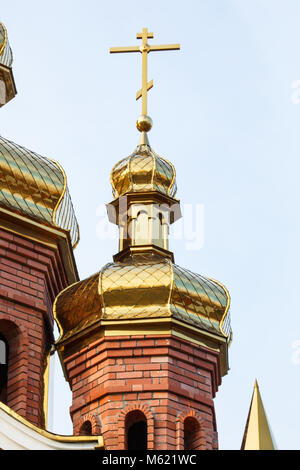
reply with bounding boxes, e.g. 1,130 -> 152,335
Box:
0,23 -> 13,68
110,144 -> 177,198
54,254 -> 231,344
0,135 -> 79,247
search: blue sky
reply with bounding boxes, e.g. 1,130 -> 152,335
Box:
2,0 -> 300,450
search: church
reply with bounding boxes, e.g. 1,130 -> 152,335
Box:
0,22 -> 276,451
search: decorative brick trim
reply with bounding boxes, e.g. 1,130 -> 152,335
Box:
76,413 -> 101,436
117,403 -> 154,450
176,409 -> 207,450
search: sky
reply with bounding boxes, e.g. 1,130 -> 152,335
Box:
1,0 -> 300,450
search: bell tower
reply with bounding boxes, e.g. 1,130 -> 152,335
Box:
54,28 -> 232,450
0,23 -> 79,429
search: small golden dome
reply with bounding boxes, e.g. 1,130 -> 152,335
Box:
110,144 -> 177,199
0,135 -> 79,247
54,254 -> 231,347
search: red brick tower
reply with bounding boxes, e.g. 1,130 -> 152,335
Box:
0,23 -> 79,429
54,28 -> 232,450
0,209 -> 78,428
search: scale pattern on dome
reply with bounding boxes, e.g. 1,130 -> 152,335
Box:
0,135 -> 79,247
54,256 -> 231,344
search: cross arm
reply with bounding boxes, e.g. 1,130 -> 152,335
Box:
110,46 -> 140,53
137,32 -> 153,39
149,44 -> 180,52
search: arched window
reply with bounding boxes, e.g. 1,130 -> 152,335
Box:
0,334 -> 9,403
125,410 -> 147,450
134,210 -> 149,245
79,420 -> 92,436
184,417 -> 200,450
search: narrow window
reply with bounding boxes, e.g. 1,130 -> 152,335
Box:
135,211 -> 149,245
0,334 -> 9,403
79,420 -> 92,436
125,410 -> 147,450
184,417 -> 200,450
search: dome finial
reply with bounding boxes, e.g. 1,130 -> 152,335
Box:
138,130 -> 150,146
110,28 -> 180,146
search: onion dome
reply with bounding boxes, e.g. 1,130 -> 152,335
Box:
111,144 -> 177,198
0,23 -> 13,68
54,254 -> 231,346
0,135 -> 79,247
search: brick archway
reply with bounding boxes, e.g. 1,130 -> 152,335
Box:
117,403 -> 154,450
75,413 -> 101,436
176,409 -> 207,450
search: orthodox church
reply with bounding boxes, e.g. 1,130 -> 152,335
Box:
0,23 -> 276,450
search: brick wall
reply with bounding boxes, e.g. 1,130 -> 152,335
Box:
64,334 -> 221,450
0,227 -> 69,428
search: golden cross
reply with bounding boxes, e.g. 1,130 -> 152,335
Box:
110,28 -> 180,118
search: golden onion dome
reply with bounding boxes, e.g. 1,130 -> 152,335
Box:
54,254 -> 231,345
110,144 -> 177,198
0,135 -> 79,247
0,23 -> 13,68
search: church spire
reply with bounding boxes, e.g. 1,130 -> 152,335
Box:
108,28 -> 181,261
241,380 -> 277,450
110,28 -> 180,146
